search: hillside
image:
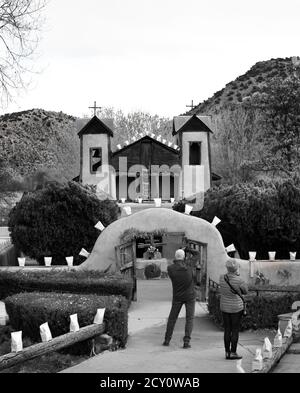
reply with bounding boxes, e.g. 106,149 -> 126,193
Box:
187,57 -> 298,115
0,108 -> 81,182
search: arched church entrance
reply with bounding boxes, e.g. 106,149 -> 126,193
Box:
79,208 -> 228,304
114,231 -> 207,302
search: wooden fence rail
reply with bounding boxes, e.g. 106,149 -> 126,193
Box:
0,323 -> 105,371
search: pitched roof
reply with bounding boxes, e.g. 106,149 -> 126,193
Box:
173,115 -> 213,135
78,116 -> 114,137
112,134 -> 179,156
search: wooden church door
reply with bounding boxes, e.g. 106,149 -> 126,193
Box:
183,238 -> 208,302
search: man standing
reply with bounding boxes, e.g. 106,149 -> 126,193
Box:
163,249 -> 196,349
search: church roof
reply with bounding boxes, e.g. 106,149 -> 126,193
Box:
112,133 -> 180,155
172,115 -> 213,136
78,116 -> 114,137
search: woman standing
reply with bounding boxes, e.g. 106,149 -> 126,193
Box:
219,259 -> 248,360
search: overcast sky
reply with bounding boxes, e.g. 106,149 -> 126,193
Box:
1,0 -> 300,118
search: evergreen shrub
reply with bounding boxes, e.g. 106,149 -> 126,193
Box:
8,181 -> 120,265
173,179 -> 300,259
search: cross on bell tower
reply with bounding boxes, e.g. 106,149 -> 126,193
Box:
89,101 -> 102,117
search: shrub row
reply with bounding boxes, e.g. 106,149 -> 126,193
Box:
5,292 -> 129,351
0,269 -> 133,301
208,288 -> 300,330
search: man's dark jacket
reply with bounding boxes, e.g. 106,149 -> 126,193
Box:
167,260 -> 196,302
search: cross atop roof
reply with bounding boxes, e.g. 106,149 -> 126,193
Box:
89,101 -> 102,116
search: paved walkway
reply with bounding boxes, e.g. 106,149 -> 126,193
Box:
62,280 -> 275,373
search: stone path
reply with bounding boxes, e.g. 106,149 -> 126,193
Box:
62,280 -> 274,373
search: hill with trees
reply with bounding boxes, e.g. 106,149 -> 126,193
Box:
187,57 -> 299,115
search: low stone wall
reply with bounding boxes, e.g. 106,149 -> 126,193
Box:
235,259 -> 300,286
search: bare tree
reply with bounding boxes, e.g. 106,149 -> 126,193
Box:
0,0 -> 46,104
211,106 -> 264,183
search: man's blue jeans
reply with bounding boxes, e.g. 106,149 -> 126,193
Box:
164,299 -> 196,344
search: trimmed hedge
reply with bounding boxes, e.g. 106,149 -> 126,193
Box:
0,269 -> 133,301
8,181 -> 120,265
173,179 -> 300,260
5,292 -> 129,350
208,287 -> 300,330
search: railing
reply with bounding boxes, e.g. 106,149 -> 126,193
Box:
209,278 -> 220,289
0,323 -> 106,371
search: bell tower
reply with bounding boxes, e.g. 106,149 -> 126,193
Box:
173,115 -> 213,198
78,116 -> 116,198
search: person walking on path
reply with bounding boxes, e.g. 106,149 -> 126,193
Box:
219,258 -> 248,360
163,249 -> 196,349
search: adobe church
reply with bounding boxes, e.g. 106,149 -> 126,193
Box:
76,114 -> 221,201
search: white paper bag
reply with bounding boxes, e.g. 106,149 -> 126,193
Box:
170,198 -> 175,203
274,328 -> 283,348
11,331 -> 23,353
138,198 -> 143,204
117,144 -> 122,150
40,322 -> 52,342
18,257 -> 26,267
70,314 -> 80,332
79,248 -> 90,258
236,359 -> 245,373
284,319 -> 293,338
249,252 -> 257,261
268,251 -> 276,261
93,308 -> 106,325
44,257 -> 52,267
290,252 -> 297,261
154,198 -> 162,207
226,244 -> 236,253
185,205 -> 193,215
262,337 -> 273,359
121,198 -> 126,204
168,142 -> 173,147
66,256 -> 74,267
252,348 -> 263,371
95,221 -> 105,231
212,216 -> 221,227
123,206 -> 132,216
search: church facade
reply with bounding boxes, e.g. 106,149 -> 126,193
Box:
76,114 -> 221,201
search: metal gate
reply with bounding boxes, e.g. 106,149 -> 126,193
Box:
183,237 -> 208,302
115,240 -> 137,301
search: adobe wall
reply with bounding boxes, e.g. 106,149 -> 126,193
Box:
79,207 -> 237,282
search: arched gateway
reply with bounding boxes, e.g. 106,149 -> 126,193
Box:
79,208 -> 231,301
